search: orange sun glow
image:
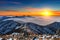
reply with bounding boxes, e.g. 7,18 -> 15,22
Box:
40,9 -> 53,16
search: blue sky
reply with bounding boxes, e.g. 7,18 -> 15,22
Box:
0,0 -> 60,11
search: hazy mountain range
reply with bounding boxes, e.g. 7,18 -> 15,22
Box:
0,16 -> 60,35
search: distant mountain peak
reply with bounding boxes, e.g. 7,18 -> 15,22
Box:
52,22 -> 60,25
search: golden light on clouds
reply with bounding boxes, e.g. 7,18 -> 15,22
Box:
0,9 -> 60,16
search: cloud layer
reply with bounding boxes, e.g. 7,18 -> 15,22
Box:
0,9 -> 60,16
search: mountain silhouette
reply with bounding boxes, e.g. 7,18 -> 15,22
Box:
0,20 -> 60,35
0,16 -> 33,20
46,22 -> 60,29
25,22 -> 60,35
0,20 -> 21,35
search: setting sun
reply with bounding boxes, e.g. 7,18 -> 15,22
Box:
41,9 -> 52,16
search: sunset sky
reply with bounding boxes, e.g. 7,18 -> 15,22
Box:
0,0 -> 60,16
